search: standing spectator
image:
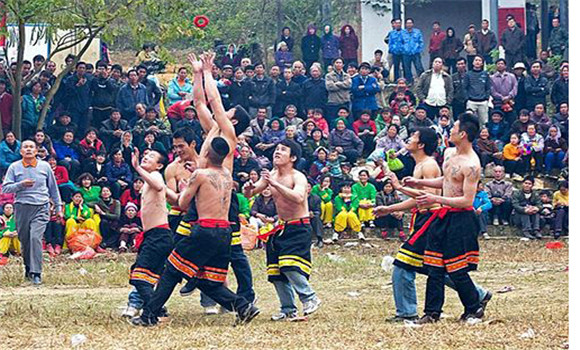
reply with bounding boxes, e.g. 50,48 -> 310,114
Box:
385,18 -> 404,81
136,65 -> 162,108
2,140 -> 62,285
339,24 -> 359,67
0,79 -> 13,133
64,62 -> 91,133
490,59 -> 518,124
463,24 -> 477,70
520,124 -> 544,176
90,61 -> 119,128
329,118 -> 364,163
440,27 -> 464,73
274,42 -> 294,69
291,60 -> 308,85
485,165 -> 513,226
513,176 -> 542,240
302,64 -> 328,113
229,67 -> 250,110
428,21 -> 446,64
167,67 -> 192,106
0,132 -> 21,175
543,125 -> 567,175
352,110 -> 377,158
552,102 -> 568,140
451,58 -> 468,117
248,63 -> 275,118
301,24 -> 322,71
512,62 -> 527,113
132,107 -> 171,147
552,181 -> 568,239
551,65 -> 568,107
401,18 -> 424,84
464,55 -> 491,126
548,17 -> 568,56
321,25 -> 340,69
48,112 -> 78,142
474,19 -> 497,64
538,50 -> 556,80
99,109 -> 129,150
274,67 -> 301,117
525,4 -> 540,60
501,17 -> 525,70
53,131 -> 81,180
371,49 -> 389,78
278,27 -> 294,52
524,61 -> 549,110
220,44 -> 241,68
21,81 -> 46,139
350,62 -> 380,117
116,69 -> 148,121
325,58 -> 352,123
473,181 -> 492,239
416,57 -> 453,120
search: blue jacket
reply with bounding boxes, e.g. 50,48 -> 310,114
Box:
53,141 -> 80,161
167,78 -> 193,106
473,190 -> 492,212
351,75 -> 380,112
321,34 -> 340,59
401,28 -> 424,55
64,74 -> 91,114
485,120 -> 510,143
0,140 -> 21,170
116,83 -> 149,120
386,29 -> 404,55
104,161 -> 133,184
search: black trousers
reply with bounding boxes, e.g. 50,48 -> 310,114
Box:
425,266 -> 480,315
489,200 -> 512,222
44,221 -> 64,246
310,214 -> 323,241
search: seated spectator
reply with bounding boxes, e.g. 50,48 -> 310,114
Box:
64,191 -> 99,246
388,78 -> 417,106
308,147 -> 329,182
77,173 -> 101,209
82,150 -> 109,186
552,102 -> 568,141
0,131 -> 21,174
543,125 -> 567,176
118,202 -> 142,252
329,118 -> 363,163
510,109 -> 532,136
477,128 -> 502,168
485,165 -> 513,226
375,181 -> 405,241
389,89 -> 411,116
128,103 -> 147,128
512,176 -> 542,240
133,107 -> 171,147
312,175 -> 334,228
45,200 -> 65,256
175,106 -> 202,137
48,155 -> 76,203
243,107 -> 270,146
434,114 -> 452,143
105,148 -> 133,198
325,149 -> 346,181
552,180 -> 568,239
112,131 -> 135,170
0,174 -> 15,214
79,127 -> 106,166
94,186 -> 121,249
352,169 -> 376,229
375,124 -> 406,156
249,186 -> 278,231
274,41 -> 294,68
311,108 -> 329,137
474,181 -> 492,239
397,102 -> 413,127
520,124 -> 544,176
284,125 -> 304,146
233,145 -> 260,184
99,109 -> 129,150
53,130 -> 81,180
407,104 -> 434,134
374,107 -> 393,134
333,181 -> 364,242
167,67 -> 193,106
120,177 -> 143,210
485,110 -> 510,149
502,133 -> 524,177
256,118 -> 285,160
529,103 -> 552,136
538,190 -> 555,236
33,130 -> 56,157
352,110 -> 377,158
0,203 -> 19,259
280,104 -> 303,128
303,127 -> 329,164
48,112 -> 78,142
138,130 -> 167,154
376,114 -> 408,141
307,180 -> 324,248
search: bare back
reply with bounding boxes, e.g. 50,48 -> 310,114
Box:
413,156 -> 442,209
270,169 -> 310,221
141,171 -> 169,231
442,148 -> 481,198
193,168 -> 233,220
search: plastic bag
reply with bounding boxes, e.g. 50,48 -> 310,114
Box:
67,228 -> 102,253
386,149 -> 404,172
240,223 -> 258,251
69,247 -> 96,260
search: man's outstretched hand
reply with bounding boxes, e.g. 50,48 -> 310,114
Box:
187,53 -> 203,74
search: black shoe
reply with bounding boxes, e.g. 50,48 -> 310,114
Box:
179,279 -> 197,297
316,239 -> 324,249
522,231 -> 535,240
129,315 -> 157,327
534,230 -> 543,240
480,291 -> 493,313
460,307 -> 484,322
554,231 -> 562,240
157,306 -> 169,318
385,315 -> 418,323
236,303 -> 260,325
415,313 -> 440,324
24,267 -> 31,281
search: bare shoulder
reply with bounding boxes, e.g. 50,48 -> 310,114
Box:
421,157 -> 442,178
463,153 -> 481,180
164,160 -> 178,178
443,147 -> 456,160
292,169 -> 307,182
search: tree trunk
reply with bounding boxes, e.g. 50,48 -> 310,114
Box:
11,18 -> 25,139
321,0 -> 331,26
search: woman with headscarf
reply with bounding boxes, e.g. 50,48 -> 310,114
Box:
220,44 -> 241,68
339,24 -> 359,67
301,24 -> 321,71
279,27 -> 294,52
543,125 -> 567,175
321,24 -> 340,69
440,27 -> 464,73
274,41 -> 294,68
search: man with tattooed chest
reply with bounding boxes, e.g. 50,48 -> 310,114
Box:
401,113 -> 485,324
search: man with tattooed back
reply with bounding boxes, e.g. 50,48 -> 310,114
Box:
403,112 -> 484,324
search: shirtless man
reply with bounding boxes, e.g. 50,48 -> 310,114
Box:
374,128 -> 491,322
127,148 -> 173,317
402,113 -> 484,323
243,139 -> 322,320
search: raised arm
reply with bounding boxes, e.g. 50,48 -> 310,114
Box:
131,148 -> 164,192
188,53 -> 215,133
178,170 -> 202,212
266,170 -> 306,205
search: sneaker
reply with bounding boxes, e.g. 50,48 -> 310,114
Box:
129,315 -> 157,327
31,274 -> 42,286
179,279 -> 197,296
204,306 -> 219,315
534,230 -> 543,240
502,220 -> 509,226
415,313 -> 440,324
316,239 -> 324,249
54,245 -> 62,255
385,315 -> 418,323
381,231 -> 388,239
522,231 -> 535,240
480,291 -> 493,313
332,232 -> 339,243
47,244 -> 55,256
122,305 -> 140,318
357,232 -> 367,241
24,267 -> 31,281
482,232 -> 491,240
303,296 -> 322,316
368,221 -> 376,228
236,303 -> 260,325
324,223 -> 332,229
398,231 -> 406,242
492,218 -> 499,226
271,311 -> 299,321
157,306 -> 169,318
460,307 -> 484,322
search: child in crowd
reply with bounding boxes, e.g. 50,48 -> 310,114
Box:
312,175 -> 334,228
333,182 -> 364,242
389,89 -> 410,116
307,181 -> 324,248
473,181 -> 492,239
503,134 -> 524,178
539,191 -> 555,236
249,186 -> 278,233
308,147 -> 329,182
0,203 -> 19,261
118,203 -> 142,252
64,191 -> 99,248
45,200 -> 65,256
352,170 -> 377,229
326,149 -> 345,180
375,181 -> 405,241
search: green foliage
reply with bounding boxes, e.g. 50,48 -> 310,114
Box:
547,54 -> 563,71
485,49 -> 501,74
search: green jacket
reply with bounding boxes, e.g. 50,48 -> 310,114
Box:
0,214 -> 16,239
334,193 -> 359,212
512,189 -> 542,214
237,193 -> 251,218
352,182 -> 377,205
312,185 -> 333,204
548,27 -> 568,55
79,186 -> 101,207
65,203 -> 92,221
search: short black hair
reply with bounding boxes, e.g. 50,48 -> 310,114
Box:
279,139 -> 302,164
75,61 -> 86,68
233,105 -> 251,136
173,127 -> 200,146
333,57 -> 344,65
358,169 -> 370,177
96,60 -> 108,69
149,148 -> 169,169
77,172 -> 95,186
111,64 -> 123,72
457,57 -> 467,64
416,127 -> 437,156
145,107 -> 157,114
458,112 -> 480,142
523,175 -> 535,184
495,58 -> 506,65
33,54 -> 45,62
374,49 -> 383,55
208,137 -> 230,166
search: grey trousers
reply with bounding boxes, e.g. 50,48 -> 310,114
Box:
14,203 -> 50,275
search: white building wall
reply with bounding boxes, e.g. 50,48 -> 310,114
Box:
360,1 -> 393,63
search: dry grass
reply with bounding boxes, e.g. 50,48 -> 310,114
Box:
0,239 -> 568,350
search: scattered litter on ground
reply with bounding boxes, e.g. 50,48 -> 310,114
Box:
326,253 -> 346,263
546,241 -> 564,249
381,256 -> 395,273
344,242 -> 359,248
466,317 -> 482,325
497,286 -> 515,293
520,238 -> 531,242
347,291 -> 361,298
78,268 -> 88,276
71,334 -> 87,347
519,328 -> 535,339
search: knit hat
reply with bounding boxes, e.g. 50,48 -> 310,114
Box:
415,103 -> 428,112
125,202 -> 138,212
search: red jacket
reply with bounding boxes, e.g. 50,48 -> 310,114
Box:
53,165 -> 70,185
429,30 -> 446,53
312,117 -> 329,138
0,92 -> 13,131
352,119 -> 377,135
167,100 -> 193,120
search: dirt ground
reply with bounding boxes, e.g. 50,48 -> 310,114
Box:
0,239 -> 568,350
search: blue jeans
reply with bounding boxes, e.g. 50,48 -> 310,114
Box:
272,270 -> 317,314
544,151 -> 566,173
402,53 -> 424,84
128,287 -> 144,309
391,265 -> 487,317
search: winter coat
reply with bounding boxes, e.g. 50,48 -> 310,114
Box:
302,77 -> 328,111
325,70 -> 352,105
473,190 -> 492,212
385,29 -> 404,55
485,120 -> 510,143
551,77 -> 568,106
229,79 -> 251,110
548,27 -> 568,56
490,71 -> 518,102
321,30 -> 340,60
451,71 -> 467,103
21,94 -> 45,128
274,50 -> 294,68
301,27 -> 321,62
512,189 -> 541,214
274,79 -> 302,117
350,75 -> 380,112
440,36 -> 464,60
248,76 -> 276,108
167,78 -> 193,106
53,140 -> 80,161
416,69 -> 454,104
64,74 -> 91,115
429,30 -> 446,53
339,25 -> 359,60
104,161 -> 133,184
474,30 -> 498,55
501,27 -> 525,55
99,119 -> 129,149
402,28 -> 424,55
463,68 -> 491,101
90,77 -> 118,108
0,140 -> 21,170
116,83 -> 149,120
524,74 -> 549,109
329,128 -> 363,155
